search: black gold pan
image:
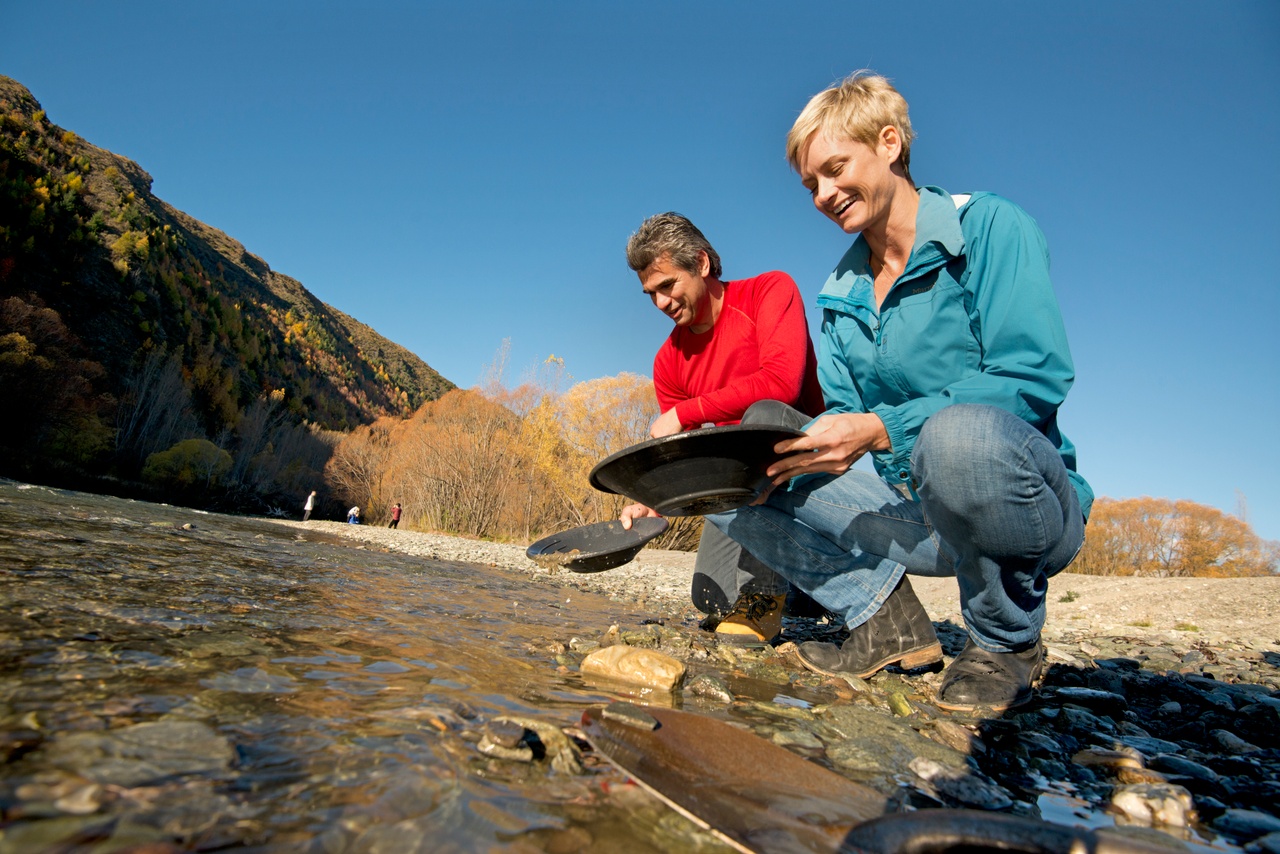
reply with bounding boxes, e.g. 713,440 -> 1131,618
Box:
588,424 -> 805,517
525,517 -> 669,573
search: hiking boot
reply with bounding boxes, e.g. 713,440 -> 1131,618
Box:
714,592 -> 787,646
795,576 -> 943,678
936,637 -> 1045,712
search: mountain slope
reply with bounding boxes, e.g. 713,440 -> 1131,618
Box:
0,74 -> 454,439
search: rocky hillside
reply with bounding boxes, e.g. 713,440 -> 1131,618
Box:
0,75 -> 453,442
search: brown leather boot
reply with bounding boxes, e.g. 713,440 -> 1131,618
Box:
795,576 -> 942,678
936,638 -> 1045,712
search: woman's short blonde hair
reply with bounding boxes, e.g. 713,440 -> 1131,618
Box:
785,71 -> 915,182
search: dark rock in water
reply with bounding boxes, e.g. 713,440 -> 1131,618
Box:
1212,809 -> 1280,842
908,756 -> 1013,810
601,701 -> 660,731
1112,734 -> 1182,755
1148,753 -> 1221,784
1211,729 -> 1262,754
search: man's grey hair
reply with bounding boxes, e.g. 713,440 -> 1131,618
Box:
625,212 -> 722,279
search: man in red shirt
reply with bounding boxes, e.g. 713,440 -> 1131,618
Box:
620,213 -> 825,644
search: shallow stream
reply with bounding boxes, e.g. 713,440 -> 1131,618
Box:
0,481 -> 730,852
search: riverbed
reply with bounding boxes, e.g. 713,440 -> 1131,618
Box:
0,481 -> 730,852
3,480 -> 1278,853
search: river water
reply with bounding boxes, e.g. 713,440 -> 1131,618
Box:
0,480 -> 730,852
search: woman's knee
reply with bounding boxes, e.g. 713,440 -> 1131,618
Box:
914,405 -> 1026,480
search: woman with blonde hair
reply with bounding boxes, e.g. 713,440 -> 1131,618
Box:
712,72 -> 1092,711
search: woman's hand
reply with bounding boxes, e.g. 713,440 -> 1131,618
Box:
649,407 -> 683,438
766,412 -> 891,484
619,503 -> 662,530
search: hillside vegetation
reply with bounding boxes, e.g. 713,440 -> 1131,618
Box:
0,76 -> 453,509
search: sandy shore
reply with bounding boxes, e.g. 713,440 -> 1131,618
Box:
275,519 -> 1280,650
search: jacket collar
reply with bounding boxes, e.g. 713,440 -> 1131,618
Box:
818,186 -> 966,309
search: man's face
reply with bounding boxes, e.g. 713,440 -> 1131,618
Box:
640,252 -> 712,330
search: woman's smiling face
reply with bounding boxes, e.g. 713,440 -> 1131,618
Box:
798,129 -> 900,234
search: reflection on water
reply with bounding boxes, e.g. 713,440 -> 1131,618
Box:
0,481 -> 730,852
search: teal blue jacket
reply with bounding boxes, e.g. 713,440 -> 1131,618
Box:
814,186 -> 1093,519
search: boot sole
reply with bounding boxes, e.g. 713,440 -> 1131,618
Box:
934,691 -> 1033,713
715,629 -> 778,648
796,641 -> 944,680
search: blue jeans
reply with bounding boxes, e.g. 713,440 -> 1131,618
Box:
709,402 -> 1085,652
691,521 -> 789,615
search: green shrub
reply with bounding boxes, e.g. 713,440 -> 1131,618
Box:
142,438 -> 231,492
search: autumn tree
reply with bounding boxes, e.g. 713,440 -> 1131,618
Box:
325,416 -> 397,518
1075,497 -> 1278,577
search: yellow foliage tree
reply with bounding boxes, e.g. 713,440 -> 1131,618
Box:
1075,497 -> 1278,577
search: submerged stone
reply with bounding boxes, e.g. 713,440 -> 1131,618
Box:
817,704 -> 969,778
40,720 -> 233,786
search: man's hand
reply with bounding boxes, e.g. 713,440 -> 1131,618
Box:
620,503 -> 662,530
765,412 -> 891,484
650,407 -> 683,438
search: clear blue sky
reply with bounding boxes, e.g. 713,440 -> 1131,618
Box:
5,2 -> 1279,542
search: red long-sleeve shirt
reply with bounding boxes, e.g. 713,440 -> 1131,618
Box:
653,271 -> 825,428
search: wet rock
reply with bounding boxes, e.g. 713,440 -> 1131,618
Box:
478,733 -> 534,762
1072,747 -> 1143,771
1059,705 -> 1112,732
1110,782 -> 1195,828
484,719 -> 528,749
1052,686 -> 1128,716
580,646 -> 685,691
907,757 -> 1013,810
1211,729 -> 1261,754
1213,809 -> 1280,842
53,782 -> 102,814
1016,731 -> 1062,757
771,727 -> 824,750
1113,734 -> 1181,755
1086,668 -> 1126,695
495,716 -> 583,775
818,705 -> 969,779
921,720 -> 985,756
199,666 -> 299,694
40,720 -> 234,786
684,673 -> 733,703
1148,753 -> 1221,784
567,636 -> 599,653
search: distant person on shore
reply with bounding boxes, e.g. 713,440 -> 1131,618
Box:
618,213 -> 826,646
346,506 -> 360,525
302,491 -> 316,522
708,72 -> 1092,712
388,503 -> 402,529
